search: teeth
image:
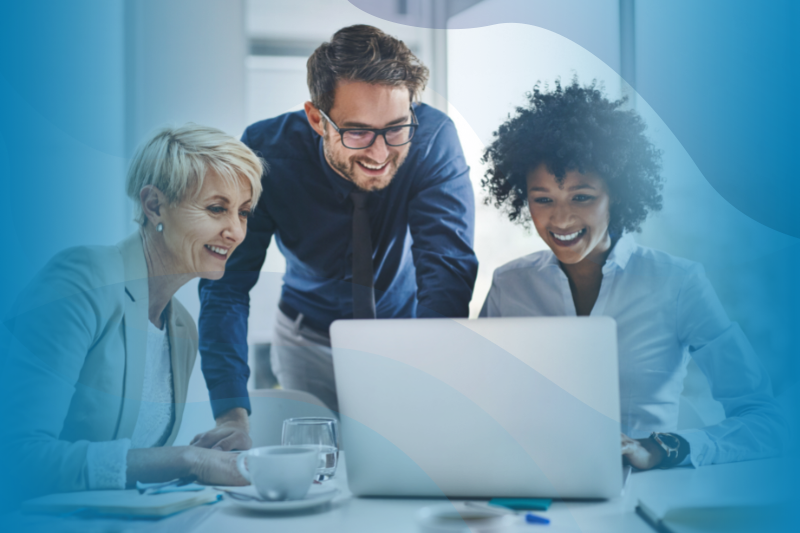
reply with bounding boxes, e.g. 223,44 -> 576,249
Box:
552,229 -> 583,241
359,161 -> 386,170
206,245 -> 228,256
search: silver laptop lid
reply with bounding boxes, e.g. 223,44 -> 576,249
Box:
331,317 -> 622,499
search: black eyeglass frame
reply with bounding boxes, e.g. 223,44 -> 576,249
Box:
318,107 -> 419,150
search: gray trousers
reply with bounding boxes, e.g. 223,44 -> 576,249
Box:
270,308 -> 338,413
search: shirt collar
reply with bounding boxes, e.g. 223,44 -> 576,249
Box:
537,232 -> 637,272
604,233 -> 636,271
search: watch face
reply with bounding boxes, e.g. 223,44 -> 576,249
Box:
658,433 -> 680,449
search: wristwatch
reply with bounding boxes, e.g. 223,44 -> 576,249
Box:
649,432 -> 689,468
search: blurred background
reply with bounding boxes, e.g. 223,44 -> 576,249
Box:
2,0 -> 797,439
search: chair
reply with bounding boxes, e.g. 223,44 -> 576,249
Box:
248,388 -> 337,448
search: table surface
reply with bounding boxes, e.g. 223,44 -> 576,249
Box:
6,456 -> 792,533
195,454 -> 784,533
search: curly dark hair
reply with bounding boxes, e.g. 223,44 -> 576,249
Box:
481,79 -> 663,234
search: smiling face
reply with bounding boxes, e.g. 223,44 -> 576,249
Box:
312,80 -> 412,191
527,164 -> 612,265
157,170 -> 253,280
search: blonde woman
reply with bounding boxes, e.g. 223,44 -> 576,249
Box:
3,124 -> 264,501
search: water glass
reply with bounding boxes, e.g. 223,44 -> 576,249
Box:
281,417 -> 339,480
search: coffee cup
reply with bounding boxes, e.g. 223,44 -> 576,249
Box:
235,445 -> 318,501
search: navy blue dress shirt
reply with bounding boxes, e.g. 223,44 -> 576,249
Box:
198,104 -> 478,416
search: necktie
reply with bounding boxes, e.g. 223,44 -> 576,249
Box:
350,190 -> 376,319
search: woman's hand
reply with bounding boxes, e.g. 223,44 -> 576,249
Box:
184,447 -> 249,486
621,433 -> 665,470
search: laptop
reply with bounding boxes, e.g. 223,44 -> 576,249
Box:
330,317 -> 623,499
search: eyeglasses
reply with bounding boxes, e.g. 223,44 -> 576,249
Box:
318,107 -> 418,149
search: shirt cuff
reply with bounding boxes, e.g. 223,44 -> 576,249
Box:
86,439 -> 131,490
676,429 -> 716,467
208,378 -> 251,418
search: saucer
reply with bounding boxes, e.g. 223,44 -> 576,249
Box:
223,485 -> 339,512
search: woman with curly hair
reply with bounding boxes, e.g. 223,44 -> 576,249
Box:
480,80 -> 786,470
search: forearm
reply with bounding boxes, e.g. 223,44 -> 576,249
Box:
410,199 -> 478,318
678,406 -> 787,467
415,255 -> 478,317
125,446 -> 192,487
199,273 -> 257,417
126,446 -> 247,487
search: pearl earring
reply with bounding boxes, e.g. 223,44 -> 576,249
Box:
157,223 -> 164,232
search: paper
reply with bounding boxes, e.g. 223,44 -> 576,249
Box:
637,502 -> 793,533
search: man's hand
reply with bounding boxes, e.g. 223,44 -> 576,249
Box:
191,407 -> 252,451
621,433 -> 665,470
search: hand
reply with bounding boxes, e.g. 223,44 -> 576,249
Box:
184,447 -> 249,486
191,407 -> 252,451
621,433 -> 665,470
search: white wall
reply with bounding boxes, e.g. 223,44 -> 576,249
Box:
246,0 -> 445,107
125,0 -> 247,140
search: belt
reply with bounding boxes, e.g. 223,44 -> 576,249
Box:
278,299 -> 330,337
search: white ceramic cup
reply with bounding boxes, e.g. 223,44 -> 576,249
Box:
236,445 -> 318,501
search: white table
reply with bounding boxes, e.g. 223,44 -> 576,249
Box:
194,453 -> 750,533
8,457 -> 792,533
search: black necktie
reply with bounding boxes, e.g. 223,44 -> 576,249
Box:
350,190 -> 376,319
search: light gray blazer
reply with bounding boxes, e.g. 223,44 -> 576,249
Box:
3,232 -> 198,498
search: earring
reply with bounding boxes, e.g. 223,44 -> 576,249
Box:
156,223 -> 164,232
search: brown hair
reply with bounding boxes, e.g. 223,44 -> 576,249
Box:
307,25 -> 429,114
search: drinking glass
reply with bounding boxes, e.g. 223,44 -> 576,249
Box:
281,417 -> 339,481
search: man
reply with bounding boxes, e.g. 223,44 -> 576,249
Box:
192,25 -> 478,449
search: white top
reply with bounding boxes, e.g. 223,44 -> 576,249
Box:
480,233 -> 787,466
85,320 -> 174,489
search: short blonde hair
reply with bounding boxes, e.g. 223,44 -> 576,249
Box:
126,123 -> 265,225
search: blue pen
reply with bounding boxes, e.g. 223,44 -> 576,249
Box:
525,513 -> 550,525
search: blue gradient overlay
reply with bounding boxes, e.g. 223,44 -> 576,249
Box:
0,0 -> 798,531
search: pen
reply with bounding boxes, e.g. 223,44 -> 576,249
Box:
464,502 -> 551,526
525,512 -> 550,525
137,475 -> 198,495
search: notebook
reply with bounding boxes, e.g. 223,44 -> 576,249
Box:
636,499 -> 792,533
634,458 -> 794,533
22,488 -> 219,517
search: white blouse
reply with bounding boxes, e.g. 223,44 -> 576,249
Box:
85,320 -> 174,489
480,234 -> 787,466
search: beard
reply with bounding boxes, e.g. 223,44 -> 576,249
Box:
323,132 -> 409,192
